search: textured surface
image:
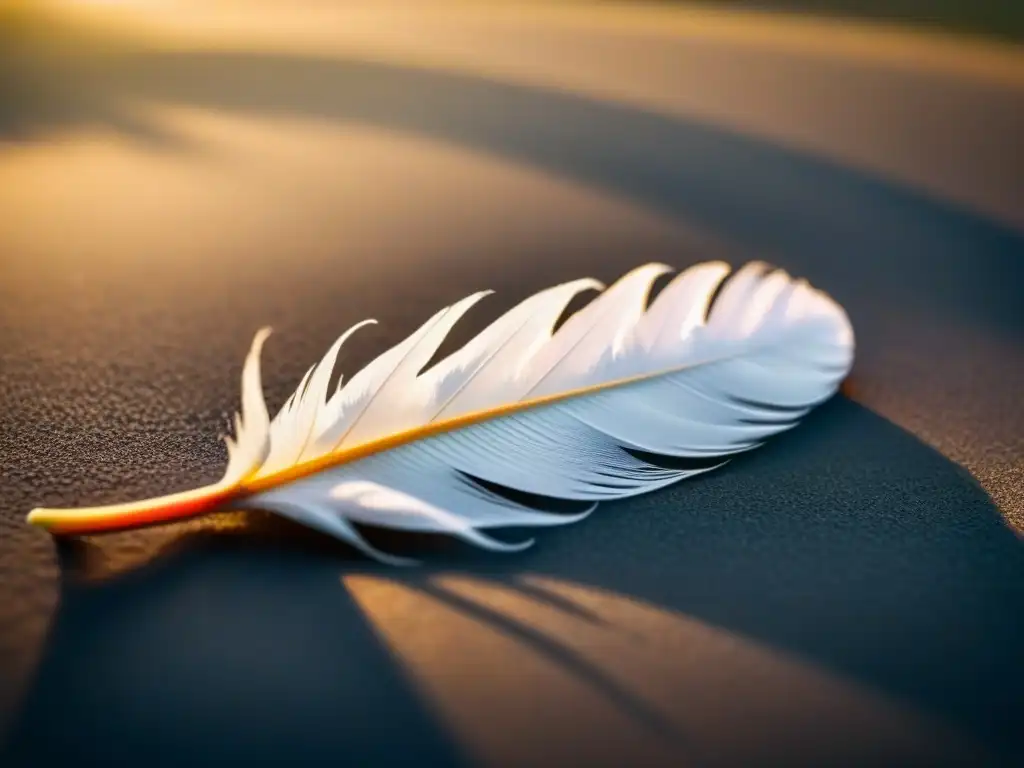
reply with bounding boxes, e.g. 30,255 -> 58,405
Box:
1,3 -> 1023,767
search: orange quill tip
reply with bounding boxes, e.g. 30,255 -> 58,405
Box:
26,484 -> 239,536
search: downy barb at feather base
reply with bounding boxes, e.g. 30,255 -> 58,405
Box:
27,262 -> 854,564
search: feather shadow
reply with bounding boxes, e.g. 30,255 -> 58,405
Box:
3,397 -> 1022,767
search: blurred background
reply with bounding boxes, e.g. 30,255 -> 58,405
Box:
676,1 -> 1024,41
1,2 -> 1022,767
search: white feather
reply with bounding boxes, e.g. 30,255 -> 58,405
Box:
215,261 -> 853,563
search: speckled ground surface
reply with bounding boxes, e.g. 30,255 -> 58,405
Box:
0,5 -> 1022,767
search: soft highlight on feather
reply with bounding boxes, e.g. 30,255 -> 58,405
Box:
27,262 -> 854,562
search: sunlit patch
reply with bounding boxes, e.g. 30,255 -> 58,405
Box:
61,0 -> 168,5
343,573 -> 986,766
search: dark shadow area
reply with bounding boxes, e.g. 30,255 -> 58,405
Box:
4,397 -> 1022,767
0,5 -> 165,144
0,531 -> 473,768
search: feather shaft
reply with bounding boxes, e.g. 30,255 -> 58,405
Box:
26,483 -> 237,535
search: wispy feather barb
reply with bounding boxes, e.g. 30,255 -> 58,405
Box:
27,262 -> 854,563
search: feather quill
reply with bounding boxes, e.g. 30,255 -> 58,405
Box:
27,262 -> 854,563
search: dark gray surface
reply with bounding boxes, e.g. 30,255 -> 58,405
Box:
1,46 -> 1022,768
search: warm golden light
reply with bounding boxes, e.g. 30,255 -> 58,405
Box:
344,574 -> 986,766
